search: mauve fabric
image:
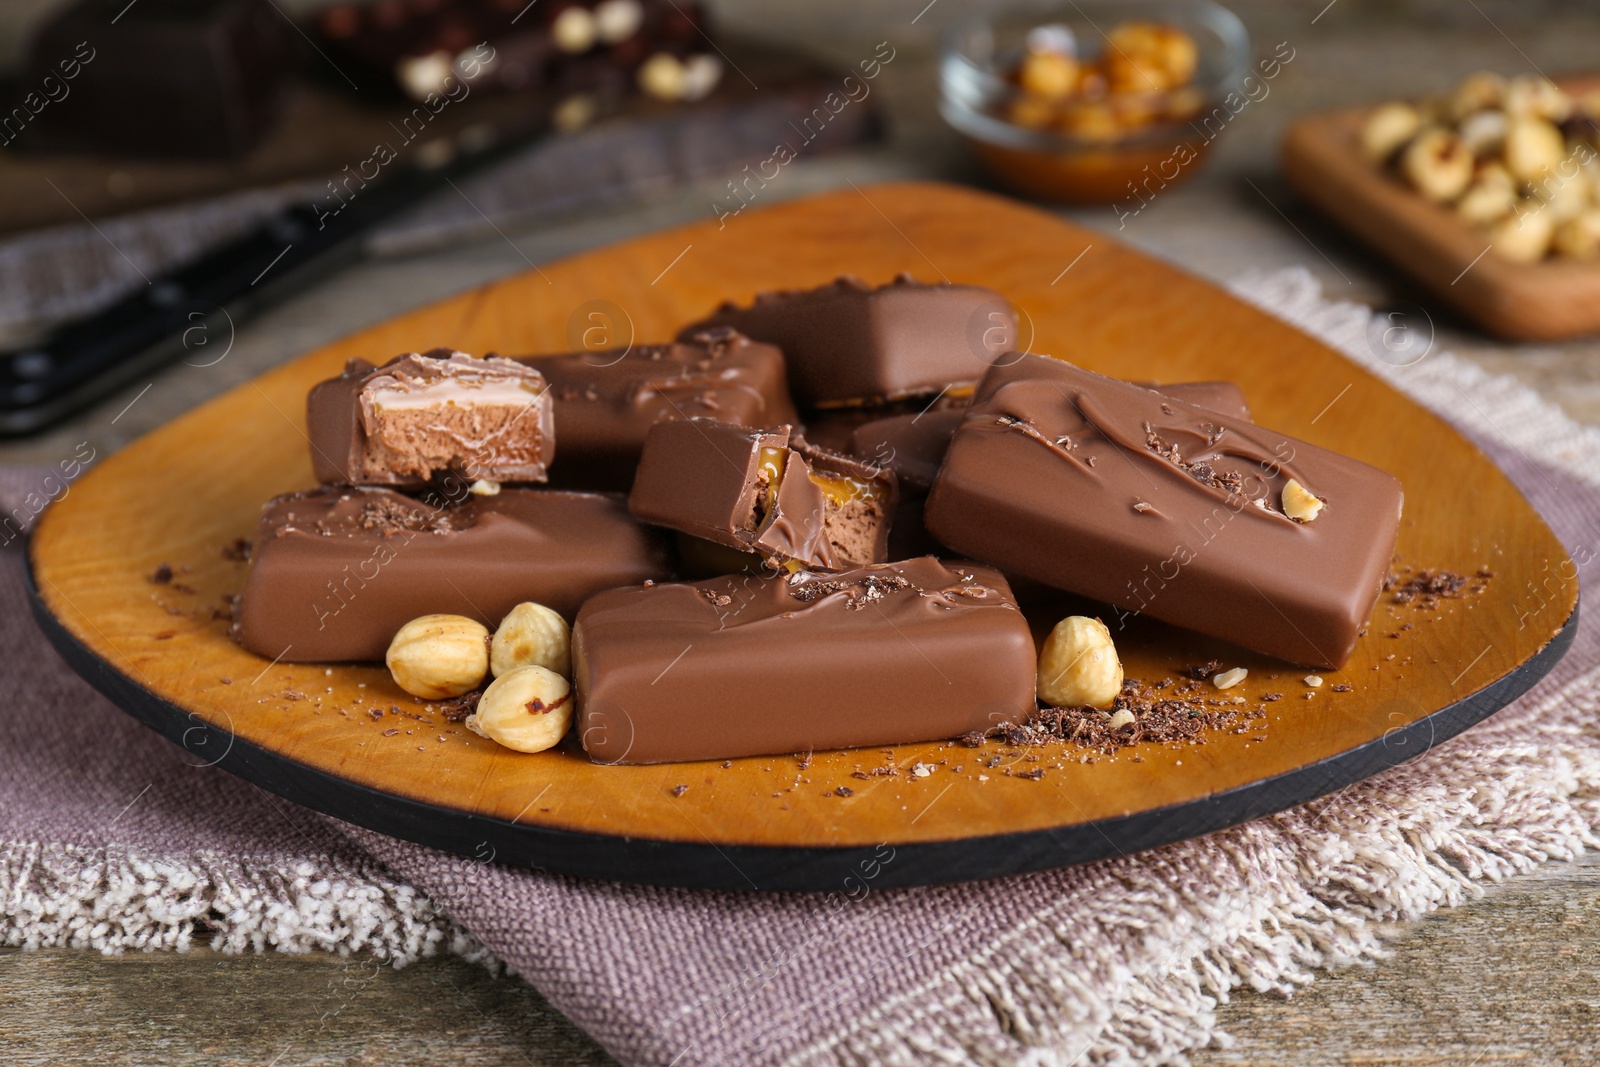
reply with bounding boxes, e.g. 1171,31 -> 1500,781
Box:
3,270 -> 1596,1065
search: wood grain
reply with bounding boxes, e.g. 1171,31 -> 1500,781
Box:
1283,76 -> 1600,342
26,181 -> 1576,868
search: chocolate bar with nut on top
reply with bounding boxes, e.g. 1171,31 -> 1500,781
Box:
924,354 -> 1402,668
628,418 -> 897,572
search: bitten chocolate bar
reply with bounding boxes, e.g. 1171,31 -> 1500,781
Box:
514,327 -> 799,489
849,380 -> 1252,493
680,274 -> 1017,406
308,350 -> 554,487
234,486 -> 672,662
629,419 -> 897,571
925,355 -> 1402,668
574,558 -> 1036,764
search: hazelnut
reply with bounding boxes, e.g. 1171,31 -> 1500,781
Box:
593,0 -> 643,44
680,54 -> 723,102
551,5 -> 598,54
386,614 -> 489,699
490,601 -> 571,679
1212,667 -> 1248,690
1489,203 -> 1554,262
1360,101 -> 1422,163
466,665 -> 573,753
1304,674 -> 1324,687
1104,21 -> 1197,94
1553,209 -> 1600,259
637,52 -> 688,101
1007,93 -> 1056,130
1530,168 -> 1590,222
1503,116 -> 1567,183
468,478 -> 500,496
1057,100 -> 1120,142
1505,75 -> 1571,123
1037,616 -> 1123,709
1400,128 -> 1473,202
1019,49 -> 1079,101
1107,708 -> 1136,731
1446,72 -> 1506,122
1282,479 -> 1325,522
1456,169 -> 1517,225
1456,108 -> 1509,157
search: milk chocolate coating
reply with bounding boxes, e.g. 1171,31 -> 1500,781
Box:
629,419 -> 897,571
307,350 -> 554,487
680,274 -> 1017,406
513,327 -> 799,489
851,381 -> 1252,493
234,486 -> 673,663
925,355 -> 1403,668
573,558 -> 1036,764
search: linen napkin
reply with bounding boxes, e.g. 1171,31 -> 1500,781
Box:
4,268 -> 1597,1065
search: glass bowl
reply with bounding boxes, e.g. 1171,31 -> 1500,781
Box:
940,0 -> 1252,205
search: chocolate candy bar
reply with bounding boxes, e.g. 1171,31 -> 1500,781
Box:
308,350 -> 554,487
574,557 -> 1036,764
629,419 -> 896,571
28,0 -> 293,159
234,486 -> 672,662
924,355 -> 1402,668
514,327 -> 799,489
680,274 -> 1017,406
850,380 -> 1252,493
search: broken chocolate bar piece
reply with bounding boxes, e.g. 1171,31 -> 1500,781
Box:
574,557 -> 1036,764
514,327 -> 799,489
308,350 -> 554,487
679,274 -> 1016,406
924,355 -> 1402,668
234,485 -> 672,662
628,418 -> 897,571
850,380 -> 1252,493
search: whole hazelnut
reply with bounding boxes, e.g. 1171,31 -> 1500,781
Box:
1489,205 -> 1555,263
1360,102 -> 1423,164
1400,128 -> 1473,202
1037,616 -> 1123,709
386,614 -> 489,700
466,665 -> 574,753
490,601 -> 571,679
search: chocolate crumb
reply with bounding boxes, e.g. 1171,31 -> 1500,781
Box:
281,690 -> 307,701
834,786 -> 855,797
221,538 -> 252,562
220,678 -> 232,685
150,563 -> 173,584
170,583 -> 196,595
1262,692 -> 1283,702
671,784 -> 689,797
1332,683 -> 1353,692
1182,660 -> 1221,681
721,760 -> 732,769
383,728 -> 400,736
436,691 -> 481,722
958,730 -> 986,747
1017,768 -> 1046,780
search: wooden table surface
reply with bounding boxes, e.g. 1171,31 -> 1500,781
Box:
4,0 -> 1600,1063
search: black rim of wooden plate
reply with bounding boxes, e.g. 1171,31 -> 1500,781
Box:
26,552 -> 1578,893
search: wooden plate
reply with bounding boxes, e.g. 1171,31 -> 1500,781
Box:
27,182 -> 1576,891
1283,76 -> 1600,342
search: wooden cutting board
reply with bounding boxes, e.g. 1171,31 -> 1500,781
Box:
1283,75 -> 1600,341
26,182 -> 1576,891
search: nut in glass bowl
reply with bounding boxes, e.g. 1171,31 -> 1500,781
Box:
940,0 -> 1251,205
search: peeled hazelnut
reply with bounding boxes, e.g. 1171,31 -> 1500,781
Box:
1459,174 -> 1516,227
1018,49 -> 1079,101
637,52 -> 688,101
466,665 -> 573,753
1304,674 -> 1324,687
1505,75 -> 1571,123
551,5 -> 598,54
1503,116 -> 1567,183
1446,71 -> 1506,122
1489,204 -> 1554,263
1104,21 -> 1197,94
1058,100 -> 1120,142
1281,479 -> 1324,522
1530,168 -> 1590,222
386,614 -> 489,699
1360,101 -> 1422,163
1553,209 -> 1600,259
680,54 -> 723,102
1007,93 -> 1056,130
1212,667 -> 1248,690
1037,616 -> 1123,709
490,601 -> 571,679
1400,128 -> 1473,202
1107,708 -> 1136,731
593,0 -> 643,44
469,478 -> 500,496
1456,109 -> 1509,157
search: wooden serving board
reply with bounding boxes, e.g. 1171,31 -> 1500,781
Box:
27,182 -> 1576,891
1283,76 -> 1600,342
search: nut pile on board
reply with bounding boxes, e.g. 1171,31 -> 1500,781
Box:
1361,72 -> 1600,262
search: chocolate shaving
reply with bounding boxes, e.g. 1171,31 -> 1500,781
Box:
150,563 -> 173,584
1182,660 -> 1222,681
437,691 -> 481,722
671,784 -> 689,797
1385,567 -> 1484,609
833,786 -> 855,797
221,538 -> 252,562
